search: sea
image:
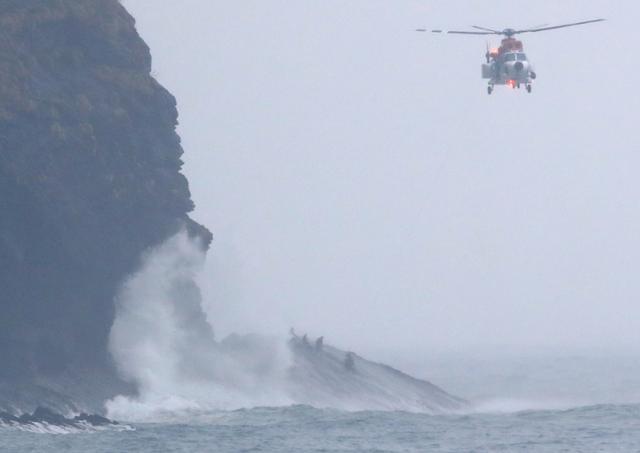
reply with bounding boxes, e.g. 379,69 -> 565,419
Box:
2,354 -> 639,452
1,404 -> 640,452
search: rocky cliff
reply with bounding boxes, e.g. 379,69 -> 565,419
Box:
0,0 -> 210,405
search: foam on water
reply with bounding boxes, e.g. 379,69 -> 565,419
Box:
106,232 -> 293,422
104,232 -> 468,422
0,420 -> 133,435
104,232 -> 600,423
3,404 -> 640,452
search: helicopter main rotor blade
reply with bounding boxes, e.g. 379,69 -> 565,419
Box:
515,18 -> 605,34
446,30 -> 496,35
524,23 -> 549,30
416,29 -> 493,35
471,25 -> 501,33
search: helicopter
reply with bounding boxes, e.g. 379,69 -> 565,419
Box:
417,19 -> 605,94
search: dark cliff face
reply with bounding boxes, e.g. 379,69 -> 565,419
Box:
0,0 -> 211,385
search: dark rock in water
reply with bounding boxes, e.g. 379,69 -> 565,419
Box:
1,407 -> 118,429
288,337 -> 467,413
74,412 -> 116,426
0,411 -> 19,424
0,0 -> 210,410
19,407 -> 68,426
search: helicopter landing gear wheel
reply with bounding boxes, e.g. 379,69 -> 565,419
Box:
526,84 -> 532,93
488,85 -> 493,95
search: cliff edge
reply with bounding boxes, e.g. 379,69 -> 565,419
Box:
0,0 -> 211,407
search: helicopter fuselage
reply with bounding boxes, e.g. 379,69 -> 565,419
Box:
483,51 -> 536,88
483,38 -> 536,94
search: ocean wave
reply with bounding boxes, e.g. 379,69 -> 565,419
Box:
0,420 -> 134,434
0,407 -> 133,435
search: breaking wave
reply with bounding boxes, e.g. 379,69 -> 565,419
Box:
0,421 -> 133,435
106,232 -> 292,422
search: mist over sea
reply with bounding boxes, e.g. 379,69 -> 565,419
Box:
3,353 -> 639,452
3,396 -> 639,452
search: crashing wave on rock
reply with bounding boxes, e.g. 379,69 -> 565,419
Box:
0,407 -> 130,434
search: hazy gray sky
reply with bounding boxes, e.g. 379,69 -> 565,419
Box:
123,0 -> 639,360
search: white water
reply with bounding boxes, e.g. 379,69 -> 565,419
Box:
106,232 -> 292,422
104,232 -> 470,421
104,233 -> 640,423
0,420 -> 133,434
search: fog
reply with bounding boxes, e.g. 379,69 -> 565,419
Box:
122,0 -> 640,363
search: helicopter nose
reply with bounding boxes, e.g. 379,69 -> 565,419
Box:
514,61 -> 524,72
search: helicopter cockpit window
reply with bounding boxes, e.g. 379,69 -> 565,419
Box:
504,54 -> 517,62
517,53 -> 528,61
